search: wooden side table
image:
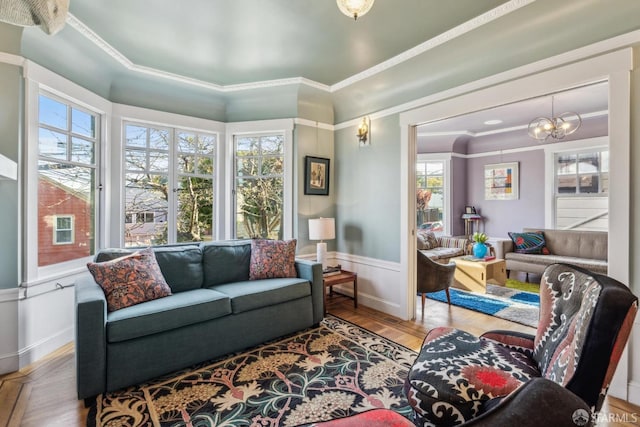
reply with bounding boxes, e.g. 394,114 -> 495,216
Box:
323,270 -> 358,314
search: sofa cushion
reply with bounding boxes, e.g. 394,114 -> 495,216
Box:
210,278 -> 310,314
508,231 -> 549,255
202,240 -> 252,286
106,288 -> 231,343
95,245 -> 203,293
505,252 -> 608,274
249,239 -> 297,280
419,247 -> 464,260
87,248 -> 172,312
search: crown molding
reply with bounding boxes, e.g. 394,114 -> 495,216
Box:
0,52 -> 25,66
294,118 -> 335,131
64,0 -> 531,94
329,0 -> 535,91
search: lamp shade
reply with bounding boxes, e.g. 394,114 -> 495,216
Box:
309,218 -> 335,241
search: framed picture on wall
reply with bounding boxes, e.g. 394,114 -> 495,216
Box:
484,162 -> 519,200
304,156 -> 330,195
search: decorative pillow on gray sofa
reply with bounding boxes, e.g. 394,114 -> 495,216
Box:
417,230 -> 439,250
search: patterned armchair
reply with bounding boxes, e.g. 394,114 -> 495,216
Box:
405,263 -> 638,426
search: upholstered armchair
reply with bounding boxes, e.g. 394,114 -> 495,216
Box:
405,263 -> 638,426
416,250 -> 455,315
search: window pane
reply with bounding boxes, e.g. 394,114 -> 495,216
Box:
235,177 -> 283,239
261,136 -> 283,154
71,137 -> 94,164
177,154 -> 196,174
39,128 -> 68,159
579,174 -> 599,193
126,125 -> 147,148
125,149 -> 146,171
39,95 -> 67,130
237,158 -> 258,176
125,173 -> 168,247
578,153 -> 599,173
176,176 -> 214,243
149,128 -> 169,150
56,230 -> 72,244
200,135 -> 216,155
178,132 -> 197,153
557,154 -> 577,175
236,137 -> 259,156
38,161 -> 95,266
262,156 -> 283,176
149,151 -> 169,172
197,157 -> 214,175
72,108 -> 96,138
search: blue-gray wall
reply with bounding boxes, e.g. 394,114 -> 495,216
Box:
335,114 -> 401,262
0,25 -> 22,289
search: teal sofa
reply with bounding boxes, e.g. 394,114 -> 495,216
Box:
75,240 -> 324,400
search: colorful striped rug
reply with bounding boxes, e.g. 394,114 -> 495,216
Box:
426,284 -> 539,328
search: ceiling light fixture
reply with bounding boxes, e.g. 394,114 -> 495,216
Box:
484,119 -> 503,125
336,0 -> 375,20
527,96 -> 582,142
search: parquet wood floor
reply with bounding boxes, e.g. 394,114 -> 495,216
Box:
0,293 -> 637,426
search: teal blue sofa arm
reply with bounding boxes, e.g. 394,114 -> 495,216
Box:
75,276 -> 107,400
295,259 -> 324,324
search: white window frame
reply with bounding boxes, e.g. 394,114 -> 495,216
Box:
225,119 -> 294,240
417,153 -> 452,235
23,61 -> 111,284
110,104 -> 225,248
53,215 -> 74,245
543,136 -> 608,228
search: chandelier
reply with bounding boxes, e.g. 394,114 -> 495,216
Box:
527,96 -> 582,142
336,0 -> 375,20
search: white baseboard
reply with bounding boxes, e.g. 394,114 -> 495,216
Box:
628,380 -> 640,406
18,326 -> 74,369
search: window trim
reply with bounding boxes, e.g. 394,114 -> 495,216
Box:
225,119 -> 294,240
111,103 -> 225,248
23,61 -> 111,284
544,136 -> 608,228
53,215 -> 74,245
417,153 -> 452,236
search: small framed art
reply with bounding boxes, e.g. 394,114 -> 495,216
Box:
484,162 -> 519,200
304,156 -> 330,196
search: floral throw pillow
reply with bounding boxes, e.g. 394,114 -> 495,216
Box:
87,247 -> 172,312
417,230 -> 439,250
508,231 -> 550,255
250,239 -> 297,280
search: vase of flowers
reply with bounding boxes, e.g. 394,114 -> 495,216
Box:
472,232 -> 488,259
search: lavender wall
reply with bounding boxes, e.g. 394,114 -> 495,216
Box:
466,149 -> 546,239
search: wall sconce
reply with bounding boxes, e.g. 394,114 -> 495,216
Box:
357,116 -> 370,147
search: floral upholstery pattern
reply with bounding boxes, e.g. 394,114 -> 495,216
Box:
87,247 -> 172,312
249,239 -> 297,280
405,327 -> 540,426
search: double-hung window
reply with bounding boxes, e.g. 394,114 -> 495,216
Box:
554,148 -> 609,231
36,93 -> 99,267
123,123 -> 217,246
416,157 -> 448,235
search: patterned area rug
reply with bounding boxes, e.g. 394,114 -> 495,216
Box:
426,284 -> 539,328
87,316 -> 416,427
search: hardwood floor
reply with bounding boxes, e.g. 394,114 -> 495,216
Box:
0,294 -> 638,426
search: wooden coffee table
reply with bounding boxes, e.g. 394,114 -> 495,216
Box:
451,256 -> 507,293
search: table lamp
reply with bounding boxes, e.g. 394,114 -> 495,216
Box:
309,217 -> 335,270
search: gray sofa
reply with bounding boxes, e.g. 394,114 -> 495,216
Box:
503,228 -> 608,277
75,240 -> 323,400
